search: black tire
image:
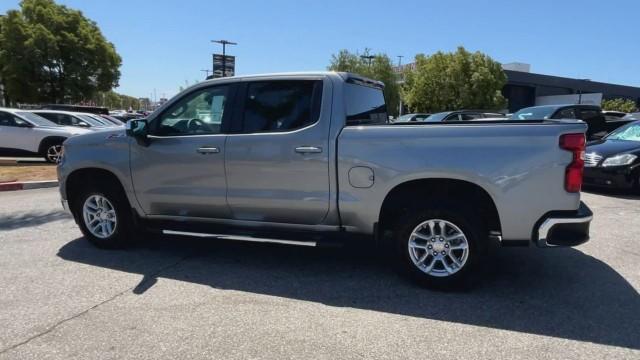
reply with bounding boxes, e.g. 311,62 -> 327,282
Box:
72,181 -> 135,249
393,201 -> 486,290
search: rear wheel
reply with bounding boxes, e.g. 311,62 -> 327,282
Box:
72,181 -> 134,249
394,203 -> 485,289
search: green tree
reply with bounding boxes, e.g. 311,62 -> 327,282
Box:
328,49 -> 400,116
0,0 -> 121,104
402,47 -> 507,113
601,98 -> 637,113
90,90 -> 140,110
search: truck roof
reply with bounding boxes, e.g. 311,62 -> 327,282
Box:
199,71 -> 384,88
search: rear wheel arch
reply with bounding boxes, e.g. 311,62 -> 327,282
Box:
378,178 -> 501,240
38,136 -> 67,154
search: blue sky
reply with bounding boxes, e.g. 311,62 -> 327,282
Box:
2,0 -> 639,99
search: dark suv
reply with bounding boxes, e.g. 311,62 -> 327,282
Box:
511,104 -> 633,139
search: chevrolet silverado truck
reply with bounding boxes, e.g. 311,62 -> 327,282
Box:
57,72 -> 593,288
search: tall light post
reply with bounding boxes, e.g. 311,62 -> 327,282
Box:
201,69 -> 212,78
360,55 -> 375,67
397,55 -> 404,116
577,78 -> 591,104
211,39 -> 237,77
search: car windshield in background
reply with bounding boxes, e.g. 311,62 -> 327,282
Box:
511,107 -> 555,120
424,112 -> 450,122
345,83 -> 388,125
77,114 -> 107,126
87,114 -> 116,126
396,114 -> 414,122
607,122 -> 640,141
16,111 -> 60,127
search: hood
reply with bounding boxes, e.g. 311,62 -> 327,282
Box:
64,127 -> 126,146
40,125 -> 93,136
586,139 -> 640,157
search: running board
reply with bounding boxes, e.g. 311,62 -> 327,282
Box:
162,230 -> 317,247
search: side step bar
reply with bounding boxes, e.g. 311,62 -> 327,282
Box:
162,230 -> 317,247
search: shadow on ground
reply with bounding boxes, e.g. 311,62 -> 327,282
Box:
58,235 -> 640,350
0,210 -> 72,230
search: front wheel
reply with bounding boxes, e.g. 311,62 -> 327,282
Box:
394,204 -> 485,289
73,182 -> 134,249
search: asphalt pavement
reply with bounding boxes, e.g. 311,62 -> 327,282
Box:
0,188 -> 638,359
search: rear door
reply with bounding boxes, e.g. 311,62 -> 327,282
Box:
225,78 -> 330,224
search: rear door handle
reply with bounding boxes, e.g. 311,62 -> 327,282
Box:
295,146 -> 322,154
197,146 -> 220,154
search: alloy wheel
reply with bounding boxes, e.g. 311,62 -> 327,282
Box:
82,194 -> 118,239
407,219 -> 470,277
46,144 -> 63,163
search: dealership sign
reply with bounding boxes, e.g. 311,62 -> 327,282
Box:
212,54 -> 235,78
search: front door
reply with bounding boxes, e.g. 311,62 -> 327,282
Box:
130,84 -> 234,218
0,111 -> 35,153
225,78 -> 331,225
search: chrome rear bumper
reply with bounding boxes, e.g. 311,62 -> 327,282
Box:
536,202 -> 593,248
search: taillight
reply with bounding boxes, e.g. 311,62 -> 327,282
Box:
560,133 -> 585,193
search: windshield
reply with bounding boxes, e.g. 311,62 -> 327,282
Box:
396,114 -> 414,122
424,112 -> 450,122
511,107 -> 555,120
15,112 -> 60,127
101,115 -> 124,125
87,114 -> 116,126
606,122 -> 640,142
76,114 -> 108,126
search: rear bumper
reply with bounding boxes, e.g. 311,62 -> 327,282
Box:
535,202 -> 593,248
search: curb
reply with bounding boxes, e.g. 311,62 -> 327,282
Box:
0,180 -> 58,192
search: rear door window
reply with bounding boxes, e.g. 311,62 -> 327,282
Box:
242,80 -> 322,133
553,108 -> 577,119
460,113 -> 482,120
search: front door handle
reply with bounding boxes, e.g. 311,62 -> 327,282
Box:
197,146 -> 220,154
295,146 -> 322,154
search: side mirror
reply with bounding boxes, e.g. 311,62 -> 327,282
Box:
126,119 -> 149,145
77,122 -> 90,128
17,122 -> 33,128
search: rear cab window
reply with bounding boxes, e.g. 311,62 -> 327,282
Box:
344,78 -> 388,126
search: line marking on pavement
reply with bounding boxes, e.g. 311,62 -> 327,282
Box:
0,252 -> 195,355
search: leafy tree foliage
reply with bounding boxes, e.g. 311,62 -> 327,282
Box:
601,98 -> 637,113
402,47 -> 507,113
89,91 -> 140,110
0,0 -> 121,104
328,49 -> 400,116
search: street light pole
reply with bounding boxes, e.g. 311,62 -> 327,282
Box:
201,69 -> 211,78
211,39 -> 237,77
360,55 -> 375,67
397,55 -> 404,116
578,78 -> 591,104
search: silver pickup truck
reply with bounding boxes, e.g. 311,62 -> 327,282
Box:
58,72 -> 593,288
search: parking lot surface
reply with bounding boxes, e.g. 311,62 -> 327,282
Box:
0,188 -> 638,359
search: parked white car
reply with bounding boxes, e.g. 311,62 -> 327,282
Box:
31,110 -> 119,130
0,107 -> 91,163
